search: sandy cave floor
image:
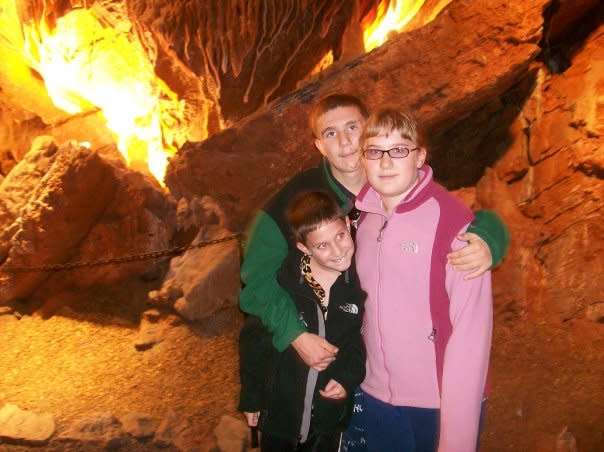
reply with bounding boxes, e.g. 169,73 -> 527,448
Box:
0,280 -> 603,451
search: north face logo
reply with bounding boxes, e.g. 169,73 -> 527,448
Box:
340,303 -> 359,314
401,241 -> 419,253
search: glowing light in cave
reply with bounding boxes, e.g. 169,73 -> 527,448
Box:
21,7 -> 182,184
362,0 -> 453,52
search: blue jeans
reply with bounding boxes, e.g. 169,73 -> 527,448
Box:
339,388 -> 367,452
340,389 -> 487,452
364,392 -> 438,452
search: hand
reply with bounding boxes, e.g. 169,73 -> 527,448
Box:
319,379 -> 347,400
243,411 -> 259,427
292,332 -> 338,371
447,232 -> 492,280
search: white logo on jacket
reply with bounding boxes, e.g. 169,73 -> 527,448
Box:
340,303 -> 359,314
401,241 -> 419,254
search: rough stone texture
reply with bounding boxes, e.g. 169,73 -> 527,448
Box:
475,20 -> 604,322
153,409 -> 207,450
55,157 -> 177,289
0,136 -> 59,231
134,315 -> 166,351
0,139 -> 117,304
0,138 -> 177,309
166,0 -> 550,231
547,0 -> 600,44
214,415 -> 252,452
57,412 -> 125,448
133,309 -> 183,352
149,223 -> 240,322
130,0 -> 366,123
0,403 -> 55,446
0,0 -> 378,172
555,427 -> 578,452
173,195 -> 229,247
120,413 -> 158,440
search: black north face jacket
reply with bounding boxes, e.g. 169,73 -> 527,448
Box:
239,249 -> 366,442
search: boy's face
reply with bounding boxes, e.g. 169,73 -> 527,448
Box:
313,106 -> 366,179
363,131 -> 427,211
296,217 -> 354,274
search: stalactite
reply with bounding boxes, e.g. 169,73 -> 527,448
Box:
129,0 -> 359,121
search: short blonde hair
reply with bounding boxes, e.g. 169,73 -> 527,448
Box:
362,108 -> 424,148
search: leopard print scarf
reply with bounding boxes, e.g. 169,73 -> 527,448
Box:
300,253 -> 328,319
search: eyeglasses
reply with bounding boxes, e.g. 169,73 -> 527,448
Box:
362,146 -> 419,160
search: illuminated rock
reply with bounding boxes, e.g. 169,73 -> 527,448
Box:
149,222 -> 240,321
0,403 -> 55,446
0,138 -> 177,309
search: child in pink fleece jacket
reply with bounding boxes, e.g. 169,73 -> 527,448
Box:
352,108 -> 493,452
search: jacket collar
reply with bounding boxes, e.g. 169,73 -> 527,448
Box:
278,249 -> 352,288
356,164 -> 435,215
322,159 -> 355,211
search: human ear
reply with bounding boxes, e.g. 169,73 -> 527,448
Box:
314,138 -> 328,157
345,216 -> 351,231
296,241 -> 310,255
417,147 -> 428,167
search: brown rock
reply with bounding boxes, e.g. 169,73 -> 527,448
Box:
0,136 -> 58,232
130,0 -> 362,123
479,19 -> 604,321
57,412 -> 124,448
120,413 -> 158,440
166,0 -> 549,230
150,224 -> 240,321
153,409 -> 206,450
214,415 -> 252,452
0,137 -> 178,309
0,403 -> 55,446
57,163 -> 177,288
0,140 -> 117,304
538,219 -> 604,320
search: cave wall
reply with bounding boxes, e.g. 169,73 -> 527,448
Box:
476,18 -> 604,323
0,0 -> 601,323
166,0 -> 604,323
165,0 -> 550,229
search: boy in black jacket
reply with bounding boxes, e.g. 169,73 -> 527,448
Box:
239,191 -> 366,451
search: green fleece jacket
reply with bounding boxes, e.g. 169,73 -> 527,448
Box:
239,160 -> 509,351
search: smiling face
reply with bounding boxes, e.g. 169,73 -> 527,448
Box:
313,105 -> 366,180
296,217 -> 354,275
363,131 -> 427,213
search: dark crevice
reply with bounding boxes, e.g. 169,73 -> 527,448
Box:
428,73 -> 537,190
538,0 -> 604,74
506,167 -> 529,184
576,162 -> 604,180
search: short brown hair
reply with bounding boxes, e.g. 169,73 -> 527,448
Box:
309,94 -> 369,138
362,108 -> 425,148
286,191 -> 345,243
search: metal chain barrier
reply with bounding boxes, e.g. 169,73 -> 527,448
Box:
1,233 -> 241,273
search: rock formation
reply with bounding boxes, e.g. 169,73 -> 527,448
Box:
0,138 -> 176,308
165,0 -> 603,324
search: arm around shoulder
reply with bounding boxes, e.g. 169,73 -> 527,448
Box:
467,209 -> 510,268
239,210 -> 306,351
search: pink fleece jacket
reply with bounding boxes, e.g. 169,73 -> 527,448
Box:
355,165 -> 493,452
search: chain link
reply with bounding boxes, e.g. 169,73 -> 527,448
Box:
1,233 -> 241,273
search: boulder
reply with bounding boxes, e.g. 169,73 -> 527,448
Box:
0,404 -> 55,446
